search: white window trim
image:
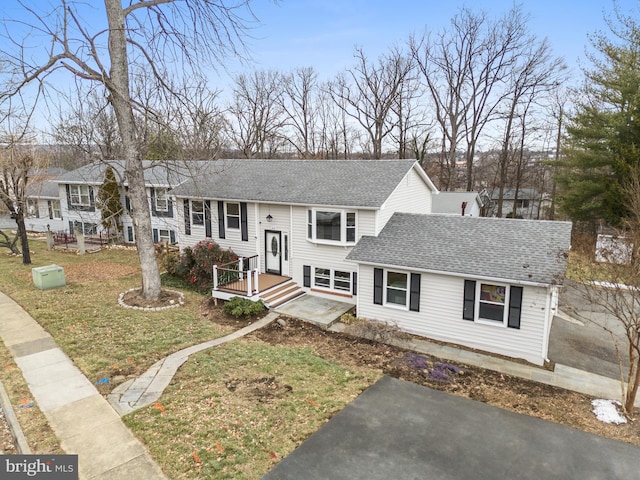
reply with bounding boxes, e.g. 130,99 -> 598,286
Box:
69,184 -> 91,207
475,282 -> 510,327
191,200 -> 204,226
226,202 -> 240,230
312,267 -> 353,294
51,200 -> 62,219
154,188 -> 169,212
383,270 -> 409,310
306,208 -> 357,246
158,229 -> 171,243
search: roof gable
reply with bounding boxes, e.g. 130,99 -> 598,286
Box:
347,213 -> 572,285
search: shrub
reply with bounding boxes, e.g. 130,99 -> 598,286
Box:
163,240 -> 237,292
223,296 -> 265,318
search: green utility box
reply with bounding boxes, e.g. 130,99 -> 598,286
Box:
32,265 -> 66,290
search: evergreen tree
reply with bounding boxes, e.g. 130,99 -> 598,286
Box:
557,6 -> 640,226
98,166 -> 123,232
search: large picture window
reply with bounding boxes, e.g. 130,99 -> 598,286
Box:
307,209 -> 357,244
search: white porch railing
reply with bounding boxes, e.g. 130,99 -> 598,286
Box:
213,255 -> 260,295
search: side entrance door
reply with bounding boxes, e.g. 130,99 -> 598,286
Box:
265,230 -> 282,275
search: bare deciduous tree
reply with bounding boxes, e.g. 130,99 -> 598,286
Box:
229,70 -> 286,158
567,169 -> 640,414
0,1 -> 255,299
329,46 -> 413,159
279,67 -> 318,159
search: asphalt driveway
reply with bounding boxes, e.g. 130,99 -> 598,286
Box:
262,377 -> 640,479
550,282 -> 630,380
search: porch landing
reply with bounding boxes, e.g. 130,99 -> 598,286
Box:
274,295 -> 354,329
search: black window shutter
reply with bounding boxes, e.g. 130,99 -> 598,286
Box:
303,265 -> 311,287
167,194 -> 174,218
217,201 -> 226,239
68,220 -> 73,234
150,188 -> 157,216
65,185 -> 72,210
183,200 -> 191,236
204,200 -> 212,238
88,186 -> 95,212
373,268 -> 383,305
240,202 -> 248,241
463,280 -> 476,321
153,228 -> 159,243
410,273 -> 421,312
127,226 -> 133,242
125,195 -> 131,212
352,272 -> 358,296
48,200 -> 53,219
170,230 -> 176,243
508,286 -> 523,329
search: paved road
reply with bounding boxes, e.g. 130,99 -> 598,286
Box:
263,377 -> 640,480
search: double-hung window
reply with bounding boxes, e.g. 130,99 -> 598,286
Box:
50,200 -> 61,219
154,188 -> 169,212
226,202 -> 240,229
478,283 -> 506,322
69,185 -> 91,207
385,271 -> 408,307
463,280 -> 522,329
307,209 -> 357,245
192,201 -> 204,226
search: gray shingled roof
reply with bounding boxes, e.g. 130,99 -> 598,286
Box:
346,213 -> 572,285
55,160 -> 205,187
171,159 -> 428,208
27,179 -> 59,198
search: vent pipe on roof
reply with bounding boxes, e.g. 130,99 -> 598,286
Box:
461,201 -> 468,216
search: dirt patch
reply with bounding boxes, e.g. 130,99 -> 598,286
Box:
63,262 -> 138,283
225,376 -> 293,403
121,289 -> 183,309
219,314 -> 640,447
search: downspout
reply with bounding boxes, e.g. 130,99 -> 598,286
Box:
461,201 -> 467,216
541,285 -> 556,363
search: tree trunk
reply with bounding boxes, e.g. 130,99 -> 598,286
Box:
105,0 -> 161,300
15,213 -> 31,265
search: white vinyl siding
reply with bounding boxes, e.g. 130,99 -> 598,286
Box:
377,167 -> 433,233
356,267 -> 549,366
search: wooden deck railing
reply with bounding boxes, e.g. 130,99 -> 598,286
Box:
213,255 -> 260,295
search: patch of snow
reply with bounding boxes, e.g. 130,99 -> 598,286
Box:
591,399 -> 627,424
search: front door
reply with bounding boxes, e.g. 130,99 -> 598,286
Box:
265,230 -> 282,275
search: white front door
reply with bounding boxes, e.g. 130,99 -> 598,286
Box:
265,230 -> 282,275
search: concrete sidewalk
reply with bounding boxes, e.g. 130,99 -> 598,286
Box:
0,292 -> 167,480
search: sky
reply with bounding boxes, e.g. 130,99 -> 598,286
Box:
1,0 -> 639,134
218,0 -> 639,83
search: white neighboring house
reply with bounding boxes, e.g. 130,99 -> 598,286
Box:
53,160 -> 195,243
26,176 -> 66,232
431,191 -> 486,217
346,214 -> 572,366
171,159 -> 437,305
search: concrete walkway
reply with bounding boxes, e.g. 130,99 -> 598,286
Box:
108,312 -> 278,415
0,292 -> 168,479
330,321 -> 640,407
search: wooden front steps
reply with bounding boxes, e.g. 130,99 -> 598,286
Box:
260,279 -> 305,308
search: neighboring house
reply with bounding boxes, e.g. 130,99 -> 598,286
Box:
488,188 -> 548,219
346,214 -> 572,366
25,168 -> 68,232
171,159 -> 437,304
431,191 -> 485,217
54,160 -> 197,242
